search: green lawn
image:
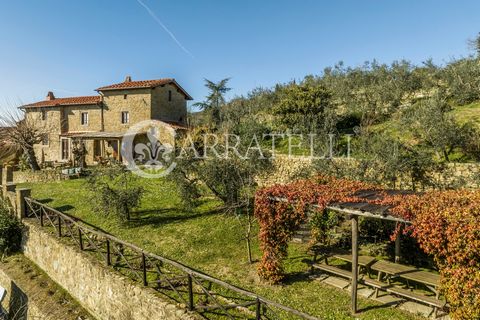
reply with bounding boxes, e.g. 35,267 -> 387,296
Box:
451,101 -> 480,127
21,178 -> 424,320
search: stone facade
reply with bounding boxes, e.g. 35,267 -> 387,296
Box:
102,88 -> 152,132
64,104 -> 103,133
26,106 -> 63,163
21,220 -> 197,320
151,84 -> 188,124
22,78 -> 190,166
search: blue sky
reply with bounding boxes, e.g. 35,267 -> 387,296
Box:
0,0 -> 479,112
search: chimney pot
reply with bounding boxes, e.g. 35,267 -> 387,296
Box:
46,91 -> 55,100
125,76 -> 132,82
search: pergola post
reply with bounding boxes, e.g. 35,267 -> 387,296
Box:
395,224 -> 402,263
351,215 -> 359,314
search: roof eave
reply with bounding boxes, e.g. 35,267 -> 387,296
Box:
20,102 -> 101,109
96,80 -> 193,100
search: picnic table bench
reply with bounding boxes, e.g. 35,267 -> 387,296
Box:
371,260 -> 441,296
309,255 -> 445,317
333,254 -> 377,276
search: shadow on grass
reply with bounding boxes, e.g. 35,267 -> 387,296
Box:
283,271 -> 314,285
357,299 -> 401,313
128,207 -> 225,227
36,198 -> 53,204
55,204 -> 75,212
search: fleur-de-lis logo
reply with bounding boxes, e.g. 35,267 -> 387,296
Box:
122,120 -> 177,178
134,127 -> 173,169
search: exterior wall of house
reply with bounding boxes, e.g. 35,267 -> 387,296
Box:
63,104 -> 103,133
25,107 -> 63,163
101,88 -> 152,132
150,84 -> 188,125
23,83 -> 189,165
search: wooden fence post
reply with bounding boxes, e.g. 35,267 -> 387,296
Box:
78,229 -> 84,250
40,207 -> 44,227
256,298 -> 262,320
57,217 -> 62,237
15,188 -> 31,220
188,274 -> 194,311
142,253 -> 148,286
106,240 -> 111,266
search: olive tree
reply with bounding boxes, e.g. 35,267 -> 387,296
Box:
86,162 -> 145,221
0,111 -> 47,171
168,121 -> 273,263
401,92 -> 467,162
273,83 -> 336,134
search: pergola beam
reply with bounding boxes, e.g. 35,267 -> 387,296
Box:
326,205 -> 410,224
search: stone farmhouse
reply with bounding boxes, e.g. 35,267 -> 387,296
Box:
20,76 -> 192,165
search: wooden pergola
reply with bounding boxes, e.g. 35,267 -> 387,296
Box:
324,190 -> 413,314
274,189 -> 414,314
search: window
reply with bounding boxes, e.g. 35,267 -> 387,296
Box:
42,134 -> 49,145
168,90 -> 172,101
124,94 -> 127,99
61,138 -> 70,160
41,110 -> 47,121
81,112 -> 89,125
121,111 -> 130,124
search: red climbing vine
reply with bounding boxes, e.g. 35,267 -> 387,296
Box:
254,175 -> 480,319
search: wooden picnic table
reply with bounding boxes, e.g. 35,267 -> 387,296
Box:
370,260 -> 416,276
333,254 -> 376,267
333,254 -> 377,277
371,259 -> 441,297
400,270 -> 440,288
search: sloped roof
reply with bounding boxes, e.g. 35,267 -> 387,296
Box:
21,96 -> 101,109
96,78 -> 193,100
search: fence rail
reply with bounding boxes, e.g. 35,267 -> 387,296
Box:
24,197 -> 319,320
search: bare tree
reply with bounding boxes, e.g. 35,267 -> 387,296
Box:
0,111 -> 46,171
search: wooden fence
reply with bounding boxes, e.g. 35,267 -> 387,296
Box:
23,197 -> 319,320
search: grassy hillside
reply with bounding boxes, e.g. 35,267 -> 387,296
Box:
20,178 -> 423,320
451,101 -> 480,127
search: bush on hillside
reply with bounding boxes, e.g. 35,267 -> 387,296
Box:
0,200 -> 23,256
86,162 -> 145,221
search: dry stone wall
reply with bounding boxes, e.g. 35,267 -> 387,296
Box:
256,155 -> 480,188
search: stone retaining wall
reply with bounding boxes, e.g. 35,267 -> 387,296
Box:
0,255 -> 94,320
257,155 -> 480,188
257,155 -> 314,187
13,169 -> 62,184
21,220 -> 196,320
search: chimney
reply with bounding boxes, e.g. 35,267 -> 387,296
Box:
124,75 -> 132,82
46,91 -> 55,100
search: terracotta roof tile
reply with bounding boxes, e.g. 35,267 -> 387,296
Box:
96,78 -> 174,91
22,96 -> 101,108
96,78 -> 193,100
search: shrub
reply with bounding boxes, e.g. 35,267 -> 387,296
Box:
255,176 -> 480,319
0,200 -> 23,256
392,190 -> 480,319
86,162 -> 145,221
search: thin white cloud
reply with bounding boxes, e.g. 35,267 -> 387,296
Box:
135,0 -> 194,58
